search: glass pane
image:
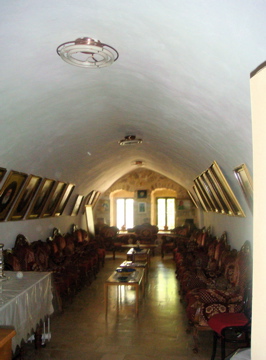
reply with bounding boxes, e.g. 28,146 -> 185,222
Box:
167,198 -> 175,230
125,199 -> 134,228
157,198 -> 166,230
116,199 -> 125,229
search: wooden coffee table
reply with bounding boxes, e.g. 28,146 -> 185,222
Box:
119,260 -> 148,282
104,269 -> 144,316
121,243 -> 157,256
126,248 -> 151,268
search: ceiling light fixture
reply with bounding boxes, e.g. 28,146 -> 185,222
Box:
56,37 -> 119,68
119,135 -> 143,146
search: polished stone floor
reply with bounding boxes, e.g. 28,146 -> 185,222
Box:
22,252 -> 215,360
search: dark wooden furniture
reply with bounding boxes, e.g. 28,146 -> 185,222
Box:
104,269 -> 145,316
0,327 -> 16,360
208,283 -> 252,360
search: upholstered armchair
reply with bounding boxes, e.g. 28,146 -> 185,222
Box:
95,225 -> 119,259
3,249 -> 21,271
174,228 -> 205,273
185,241 -> 252,353
13,234 -> 39,271
161,235 -> 176,258
180,233 -> 230,298
134,224 -> 158,245
208,281 -> 252,360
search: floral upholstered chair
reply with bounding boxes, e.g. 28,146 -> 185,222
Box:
180,233 -> 229,298
185,241 -> 252,353
134,223 -> 158,245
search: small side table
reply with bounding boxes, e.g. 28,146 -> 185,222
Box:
104,269 -> 144,316
127,248 -> 150,268
119,260 -> 148,282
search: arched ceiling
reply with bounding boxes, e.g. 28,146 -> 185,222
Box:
1,0 -> 264,195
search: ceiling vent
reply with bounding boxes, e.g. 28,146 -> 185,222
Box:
57,37 -> 119,68
131,160 -> 145,166
119,135 -> 142,146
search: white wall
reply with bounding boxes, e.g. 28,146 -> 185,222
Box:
250,62 -> 266,360
0,215 -> 80,248
203,210 -> 253,250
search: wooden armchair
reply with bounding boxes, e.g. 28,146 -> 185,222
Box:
180,233 -> 229,298
13,234 -> 39,271
3,250 -> 21,271
185,241 -> 252,354
174,228 -> 205,274
134,224 -> 158,245
97,225 -> 119,259
208,281 -> 252,360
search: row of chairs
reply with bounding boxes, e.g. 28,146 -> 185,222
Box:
95,223 -> 159,259
172,227 -> 252,359
4,226 -> 106,311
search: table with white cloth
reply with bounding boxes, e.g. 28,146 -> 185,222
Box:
228,348 -> 251,360
0,271 -> 54,352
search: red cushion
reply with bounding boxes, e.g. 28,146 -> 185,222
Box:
208,312 -> 248,335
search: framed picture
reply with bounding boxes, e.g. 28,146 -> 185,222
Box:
92,191 -> 101,208
201,171 -> 225,214
204,169 -> 232,215
27,178 -> 56,219
234,164 -> 253,213
86,190 -> 97,205
137,190 -> 147,199
0,170 -> 28,221
187,190 -> 198,209
71,195 -> 84,216
194,177 -> 215,212
54,183 -> 75,216
0,168 -> 7,183
198,173 -> 226,214
101,200 -> 109,212
210,161 -> 245,217
138,202 -> 146,213
82,190 -> 97,213
85,205 -> 95,236
193,185 -> 208,212
42,181 -> 68,218
8,174 -> 42,221
194,178 -> 213,212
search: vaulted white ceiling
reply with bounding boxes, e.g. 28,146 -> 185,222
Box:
1,0 -> 264,195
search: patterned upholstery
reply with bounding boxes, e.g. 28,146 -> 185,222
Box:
172,232 -> 252,354
186,241 -> 252,327
134,224 -> 158,244
4,228 -> 104,312
207,282 -> 252,360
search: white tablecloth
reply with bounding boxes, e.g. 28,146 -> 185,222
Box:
230,348 -> 251,360
0,271 -> 54,351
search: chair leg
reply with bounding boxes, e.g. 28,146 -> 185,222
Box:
192,326 -> 199,353
211,332 -> 218,360
245,330 -> 251,348
221,336 -> 226,360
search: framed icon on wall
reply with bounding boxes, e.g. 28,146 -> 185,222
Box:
137,190 -> 147,199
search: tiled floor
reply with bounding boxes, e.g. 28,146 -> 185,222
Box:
22,252 -> 215,360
